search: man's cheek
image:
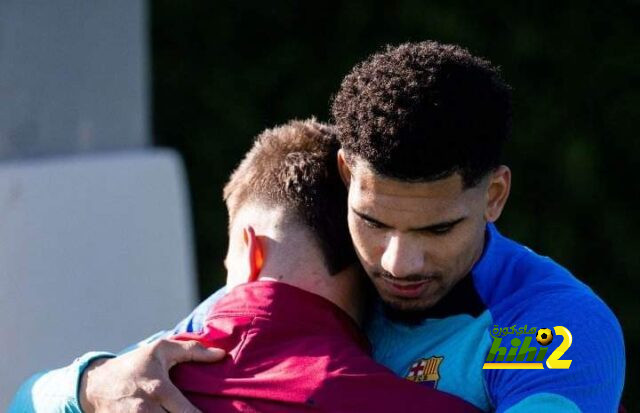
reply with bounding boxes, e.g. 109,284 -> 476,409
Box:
372,244 -> 386,258
353,234 -> 382,264
357,232 -> 385,259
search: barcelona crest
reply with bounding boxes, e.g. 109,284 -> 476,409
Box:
405,356 -> 444,388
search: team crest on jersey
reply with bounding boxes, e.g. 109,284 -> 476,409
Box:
405,356 -> 444,388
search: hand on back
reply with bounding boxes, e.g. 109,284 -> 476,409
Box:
80,339 -> 225,413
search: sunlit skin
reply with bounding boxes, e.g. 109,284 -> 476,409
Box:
337,150 -> 511,313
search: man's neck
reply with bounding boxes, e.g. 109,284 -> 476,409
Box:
226,207 -> 364,324
259,271 -> 364,325
255,228 -> 364,324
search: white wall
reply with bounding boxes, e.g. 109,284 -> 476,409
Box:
0,150 -> 198,409
0,0 -> 149,159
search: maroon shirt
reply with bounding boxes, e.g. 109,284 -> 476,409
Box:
170,281 -> 479,413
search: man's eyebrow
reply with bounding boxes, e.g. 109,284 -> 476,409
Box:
414,217 -> 466,232
352,208 -> 466,232
352,209 -> 391,228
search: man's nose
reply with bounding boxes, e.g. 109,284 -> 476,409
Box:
380,233 -> 425,278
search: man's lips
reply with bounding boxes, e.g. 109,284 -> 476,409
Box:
379,277 -> 435,298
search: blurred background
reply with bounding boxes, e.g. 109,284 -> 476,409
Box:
1,0 -> 637,409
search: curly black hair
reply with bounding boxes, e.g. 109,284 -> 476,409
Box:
331,41 -> 512,187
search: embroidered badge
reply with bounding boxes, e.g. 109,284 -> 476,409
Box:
406,356 -> 444,388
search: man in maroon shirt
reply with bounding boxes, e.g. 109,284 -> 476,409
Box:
168,119 -> 478,412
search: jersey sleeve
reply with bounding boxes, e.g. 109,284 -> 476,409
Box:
7,351 -> 116,413
8,286 -> 227,413
484,287 -> 625,413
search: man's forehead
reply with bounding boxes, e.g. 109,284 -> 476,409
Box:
346,161 -> 482,226
350,161 -> 466,200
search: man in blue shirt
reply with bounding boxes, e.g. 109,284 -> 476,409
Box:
11,41 -> 625,412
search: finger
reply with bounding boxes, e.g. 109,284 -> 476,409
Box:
158,382 -> 202,413
155,339 -> 226,368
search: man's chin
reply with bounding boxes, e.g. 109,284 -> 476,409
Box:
381,297 -> 437,325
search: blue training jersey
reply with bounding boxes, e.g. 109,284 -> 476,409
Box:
367,223 -> 625,412
9,224 -> 624,412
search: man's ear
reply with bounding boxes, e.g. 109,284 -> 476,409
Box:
484,165 -> 511,223
243,226 -> 264,282
337,149 -> 352,188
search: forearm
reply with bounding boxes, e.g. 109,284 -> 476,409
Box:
8,331 -> 171,412
9,287 -> 226,412
8,352 -> 115,413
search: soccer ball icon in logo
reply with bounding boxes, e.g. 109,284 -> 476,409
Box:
536,328 -> 553,346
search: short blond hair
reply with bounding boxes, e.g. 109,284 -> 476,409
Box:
223,118 -> 355,274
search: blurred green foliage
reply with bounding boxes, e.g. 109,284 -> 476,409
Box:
151,0 -> 638,407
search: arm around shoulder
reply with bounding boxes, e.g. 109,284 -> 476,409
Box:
8,351 -> 116,413
9,287 -> 226,412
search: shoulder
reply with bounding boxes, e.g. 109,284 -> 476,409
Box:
479,231 -> 625,412
171,286 -> 228,334
473,225 -> 590,308
483,230 -> 621,336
